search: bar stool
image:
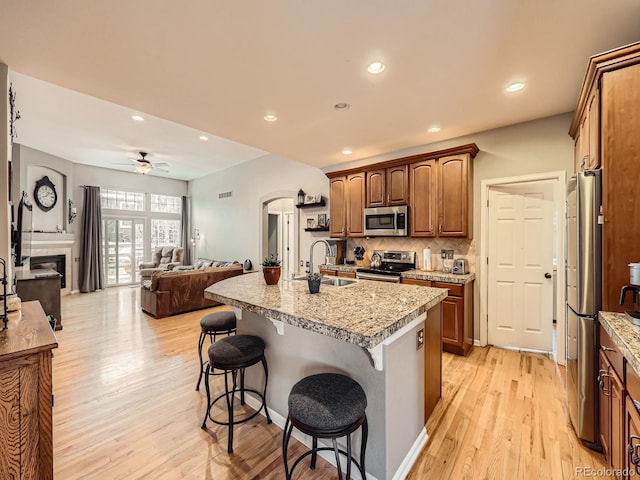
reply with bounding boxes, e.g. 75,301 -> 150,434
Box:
282,373 -> 368,480
195,310 -> 237,391
201,334 -> 272,453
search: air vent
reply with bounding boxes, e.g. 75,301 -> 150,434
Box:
219,191 -> 232,199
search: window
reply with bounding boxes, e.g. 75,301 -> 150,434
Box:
101,189 -> 144,211
151,219 -> 181,248
150,194 -> 181,214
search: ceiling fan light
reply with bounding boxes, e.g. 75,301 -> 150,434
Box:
135,162 -> 153,174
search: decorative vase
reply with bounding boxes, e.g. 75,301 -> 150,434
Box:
308,279 -> 321,294
263,266 -> 281,285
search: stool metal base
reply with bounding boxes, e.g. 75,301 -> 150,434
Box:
201,356 -> 272,453
195,328 -> 236,391
282,414 -> 368,480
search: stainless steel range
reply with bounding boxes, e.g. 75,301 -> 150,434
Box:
356,250 -> 416,283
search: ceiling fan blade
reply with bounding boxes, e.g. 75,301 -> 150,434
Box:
153,162 -> 169,168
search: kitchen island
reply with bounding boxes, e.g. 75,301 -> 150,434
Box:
205,273 -> 448,480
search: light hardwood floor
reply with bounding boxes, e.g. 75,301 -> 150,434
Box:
55,287 -> 610,479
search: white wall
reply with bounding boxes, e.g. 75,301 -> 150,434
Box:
189,153 -> 329,272
0,65 -> 10,271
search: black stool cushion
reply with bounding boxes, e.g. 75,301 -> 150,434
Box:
208,334 -> 265,369
288,373 -> 367,430
200,311 -> 236,333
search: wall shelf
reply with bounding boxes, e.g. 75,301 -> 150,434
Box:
304,227 -> 329,232
296,197 -> 326,209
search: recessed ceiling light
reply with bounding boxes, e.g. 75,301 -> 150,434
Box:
342,149 -> 353,155
367,61 -> 386,74
264,113 -> 278,122
505,82 -> 525,93
131,115 -> 144,122
427,126 -> 441,133
199,135 -> 209,141
334,103 -> 350,111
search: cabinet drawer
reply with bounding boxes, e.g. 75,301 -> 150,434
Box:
337,271 -> 356,279
432,282 -> 463,297
401,278 -> 432,287
319,269 -> 337,276
600,325 -> 624,378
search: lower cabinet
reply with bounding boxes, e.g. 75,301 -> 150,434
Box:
318,269 -> 356,279
598,349 -> 625,474
626,364 -> 640,477
319,269 -> 337,276
400,278 -> 474,356
337,271 -> 356,279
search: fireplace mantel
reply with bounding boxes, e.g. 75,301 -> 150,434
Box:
25,232 -> 75,245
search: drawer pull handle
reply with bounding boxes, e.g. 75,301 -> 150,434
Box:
597,369 -> 611,396
601,345 -> 617,353
629,435 -> 640,473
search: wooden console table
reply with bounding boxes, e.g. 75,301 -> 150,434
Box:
0,301 -> 58,480
15,269 -> 62,330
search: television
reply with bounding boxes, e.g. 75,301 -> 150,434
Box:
12,191 -> 32,267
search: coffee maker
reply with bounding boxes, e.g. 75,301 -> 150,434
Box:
620,262 -> 640,324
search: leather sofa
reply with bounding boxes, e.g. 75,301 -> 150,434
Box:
141,264 -> 242,318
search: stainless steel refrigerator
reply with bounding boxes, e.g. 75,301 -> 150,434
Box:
566,169 -> 602,448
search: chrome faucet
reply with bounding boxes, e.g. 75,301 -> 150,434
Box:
309,239 -> 333,274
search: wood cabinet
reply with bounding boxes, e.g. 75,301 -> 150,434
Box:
626,396 -> 640,477
409,160 -> 437,237
409,153 -> 473,238
433,281 -> 473,356
329,173 -> 365,238
401,278 -> 473,356
326,143 -> 478,239
337,271 -> 356,279
15,270 -> 62,330
0,302 -> 58,480
438,155 -> 472,237
598,349 -> 624,473
569,42 -> 640,312
365,165 -> 408,207
319,268 -> 337,276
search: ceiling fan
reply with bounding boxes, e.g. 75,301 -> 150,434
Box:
120,152 -> 169,174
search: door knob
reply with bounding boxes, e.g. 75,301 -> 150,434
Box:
545,272 -> 552,279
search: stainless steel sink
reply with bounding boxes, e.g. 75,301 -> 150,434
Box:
292,275 -> 359,287
320,276 -> 359,287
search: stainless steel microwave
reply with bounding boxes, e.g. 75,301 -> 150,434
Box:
363,206 -> 408,236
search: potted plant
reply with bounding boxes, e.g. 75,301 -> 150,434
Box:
261,255 -> 282,285
307,272 -> 322,294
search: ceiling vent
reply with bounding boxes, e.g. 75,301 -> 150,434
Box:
219,191 -> 232,199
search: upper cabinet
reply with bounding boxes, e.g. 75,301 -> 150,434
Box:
327,143 -> 478,239
329,173 -> 365,238
366,165 -> 408,207
569,41 -> 640,312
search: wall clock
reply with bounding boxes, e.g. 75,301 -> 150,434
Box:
34,176 -> 58,212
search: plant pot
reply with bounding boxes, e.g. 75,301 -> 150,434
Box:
263,266 -> 281,285
308,278 -> 321,294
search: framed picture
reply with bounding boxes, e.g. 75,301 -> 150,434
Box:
317,213 -> 327,227
306,217 -> 316,229
304,194 -> 316,204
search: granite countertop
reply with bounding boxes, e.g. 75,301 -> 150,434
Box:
205,274 -> 448,349
599,311 -> 640,377
319,264 -> 475,285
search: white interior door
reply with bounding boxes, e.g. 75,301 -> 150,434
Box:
488,181 -> 554,351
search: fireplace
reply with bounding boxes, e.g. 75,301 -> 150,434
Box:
31,254 -> 66,288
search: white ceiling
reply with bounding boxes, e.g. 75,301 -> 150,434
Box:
1,1 -> 639,180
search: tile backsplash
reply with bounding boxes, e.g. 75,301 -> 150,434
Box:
346,237 -> 476,272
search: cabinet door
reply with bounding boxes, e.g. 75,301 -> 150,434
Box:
0,367 -> 21,479
610,366 -> 624,473
574,136 -> 582,173
366,169 -> 386,208
409,160 -> 437,237
626,396 -> 640,476
346,173 -> 365,237
598,351 -> 611,465
441,296 -> 463,348
387,165 -> 408,206
578,114 -> 589,171
587,89 -> 600,169
329,177 -> 347,237
438,154 -> 470,237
